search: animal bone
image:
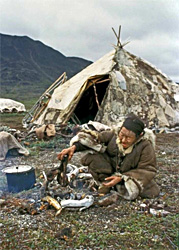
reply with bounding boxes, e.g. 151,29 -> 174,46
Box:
66,164 -> 79,182
60,195 -> 94,211
77,173 -> 92,179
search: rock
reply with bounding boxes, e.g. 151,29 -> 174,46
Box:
97,192 -> 119,206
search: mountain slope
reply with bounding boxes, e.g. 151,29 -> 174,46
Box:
0,34 -> 92,100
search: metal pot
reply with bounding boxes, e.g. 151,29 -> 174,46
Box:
3,165 -> 36,193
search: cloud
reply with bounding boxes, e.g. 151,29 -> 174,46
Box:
0,0 -> 179,81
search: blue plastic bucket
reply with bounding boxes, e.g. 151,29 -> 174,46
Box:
3,165 -> 36,193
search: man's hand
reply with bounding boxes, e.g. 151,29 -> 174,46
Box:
103,175 -> 122,187
57,145 -> 76,161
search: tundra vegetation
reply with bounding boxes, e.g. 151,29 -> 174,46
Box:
0,115 -> 178,250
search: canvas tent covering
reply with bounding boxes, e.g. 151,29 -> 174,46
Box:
26,46 -> 179,129
0,99 -> 26,113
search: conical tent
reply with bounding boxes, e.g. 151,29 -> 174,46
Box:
31,46 -> 179,129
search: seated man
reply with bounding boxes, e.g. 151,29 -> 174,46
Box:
57,115 -> 160,200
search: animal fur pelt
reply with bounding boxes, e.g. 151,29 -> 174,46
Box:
70,129 -> 107,153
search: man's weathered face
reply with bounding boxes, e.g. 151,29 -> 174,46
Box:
119,127 -> 137,149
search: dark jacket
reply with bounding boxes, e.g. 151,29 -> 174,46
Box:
70,128 -> 159,200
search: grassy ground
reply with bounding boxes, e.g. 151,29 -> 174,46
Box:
0,98 -> 37,129
0,127 -> 178,249
0,113 -> 25,129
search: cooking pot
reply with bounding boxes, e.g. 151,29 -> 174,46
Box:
3,165 -> 36,193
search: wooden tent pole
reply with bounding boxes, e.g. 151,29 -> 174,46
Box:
43,72 -> 66,96
22,72 -> 67,126
112,26 -> 122,47
118,25 -> 121,46
93,84 -> 100,109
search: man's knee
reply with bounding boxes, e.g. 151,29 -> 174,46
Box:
140,180 -> 160,198
81,153 -> 95,166
81,153 -> 113,173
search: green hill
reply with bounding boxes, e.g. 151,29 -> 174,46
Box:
0,33 -> 92,104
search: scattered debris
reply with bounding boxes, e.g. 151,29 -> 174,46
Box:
0,131 -> 178,250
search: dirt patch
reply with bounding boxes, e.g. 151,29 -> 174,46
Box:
0,132 -> 178,249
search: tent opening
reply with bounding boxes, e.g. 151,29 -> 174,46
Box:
72,75 -> 110,124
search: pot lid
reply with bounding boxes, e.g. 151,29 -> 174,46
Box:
2,165 -> 32,174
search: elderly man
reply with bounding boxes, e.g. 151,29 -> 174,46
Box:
58,115 -> 160,200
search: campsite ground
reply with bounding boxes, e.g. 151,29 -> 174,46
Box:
0,118 -> 178,249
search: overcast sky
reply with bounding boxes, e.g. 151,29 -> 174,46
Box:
1,0 -> 179,82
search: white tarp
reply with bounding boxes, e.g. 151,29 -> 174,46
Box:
0,98 -> 26,113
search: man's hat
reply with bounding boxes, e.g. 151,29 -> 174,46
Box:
122,115 -> 145,136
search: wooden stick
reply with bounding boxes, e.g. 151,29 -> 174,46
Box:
118,25 -> 121,43
95,78 -> 110,84
56,131 -> 73,138
71,113 -> 81,125
44,72 -> 66,96
122,41 -> 130,48
112,27 -> 118,41
23,72 -> 67,125
31,99 -> 50,123
112,26 -> 122,47
93,84 -> 100,109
